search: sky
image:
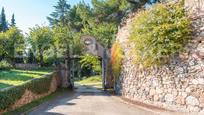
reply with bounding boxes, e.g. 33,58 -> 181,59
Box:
0,0 -> 92,34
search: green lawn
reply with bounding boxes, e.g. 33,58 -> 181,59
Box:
0,69 -> 52,89
75,75 -> 102,86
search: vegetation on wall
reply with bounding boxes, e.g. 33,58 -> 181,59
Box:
111,42 -> 123,79
0,74 -> 53,110
129,2 -> 192,67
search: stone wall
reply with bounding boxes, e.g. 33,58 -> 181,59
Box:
15,64 -> 39,70
185,0 -> 204,37
115,0 -> 204,113
0,72 -> 60,114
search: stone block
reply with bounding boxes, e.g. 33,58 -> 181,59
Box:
154,95 -> 160,101
149,88 -> 156,96
156,88 -> 163,94
186,96 -> 199,106
165,94 -> 174,102
176,95 -> 186,105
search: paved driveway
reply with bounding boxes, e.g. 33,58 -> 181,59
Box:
29,85 -> 167,115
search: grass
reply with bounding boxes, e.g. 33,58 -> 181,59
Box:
75,75 -> 102,86
4,89 -> 70,115
4,76 -> 102,114
0,69 -> 52,89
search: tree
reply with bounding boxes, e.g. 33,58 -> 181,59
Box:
53,25 -> 82,55
27,49 -> 35,63
46,0 -> 131,48
29,26 -> 53,66
78,0 -> 132,47
127,0 -> 148,6
83,22 -> 117,48
0,7 -> 8,32
11,14 -> 16,27
0,27 -> 24,65
47,0 -> 70,26
92,0 -> 131,24
0,32 -> 8,60
66,1 -> 92,32
5,27 -> 24,66
80,54 -> 102,74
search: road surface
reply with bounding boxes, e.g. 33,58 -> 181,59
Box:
29,85 -> 167,115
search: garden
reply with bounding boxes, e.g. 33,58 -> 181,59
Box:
0,69 -> 52,89
0,0 -> 199,114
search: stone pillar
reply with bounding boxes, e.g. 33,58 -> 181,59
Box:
60,63 -> 69,88
102,50 -> 114,89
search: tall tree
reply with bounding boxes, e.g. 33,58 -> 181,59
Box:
0,32 -> 8,60
0,7 -> 8,32
5,27 -> 24,66
11,14 -> 16,27
47,0 -> 70,26
92,0 -> 131,24
0,27 -> 24,64
67,2 -> 90,31
29,26 -> 53,66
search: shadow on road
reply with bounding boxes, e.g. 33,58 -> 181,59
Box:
29,84 -> 111,115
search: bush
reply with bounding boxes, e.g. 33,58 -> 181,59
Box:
0,86 -> 25,110
0,74 -> 53,110
111,42 -> 123,79
0,60 -> 12,70
129,2 -> 192,67
80,54 -> 102,74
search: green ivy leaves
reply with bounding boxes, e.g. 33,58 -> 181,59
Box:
130,2 -> 192,67
0,74 -> 53,110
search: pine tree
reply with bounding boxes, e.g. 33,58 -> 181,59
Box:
67,1 -> 92,31
0,7 -> 8,32
47,0 -> 70,26
11,14 -> 16,27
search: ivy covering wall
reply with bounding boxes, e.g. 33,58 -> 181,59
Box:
0,74 -> 54,110
129,2 -> 192,67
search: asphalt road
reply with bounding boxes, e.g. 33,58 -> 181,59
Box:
29,85 -> 161,115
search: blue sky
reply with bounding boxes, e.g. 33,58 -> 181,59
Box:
0,0 -> 91,33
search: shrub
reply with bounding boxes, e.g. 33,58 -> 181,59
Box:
0,60 -> 12,70
80,54 -> 102,74
111,42 -> 123,79
0,86 -> 25,110
129,2 -> 192,67
0,74 -> 53,110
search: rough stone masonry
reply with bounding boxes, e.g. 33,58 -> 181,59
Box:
115,0 -> 204,112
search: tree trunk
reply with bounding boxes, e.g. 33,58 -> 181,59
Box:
12,57 -> 16,68
39,50 -> 44,67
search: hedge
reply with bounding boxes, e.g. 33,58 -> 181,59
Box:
0,73 -> 53,110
